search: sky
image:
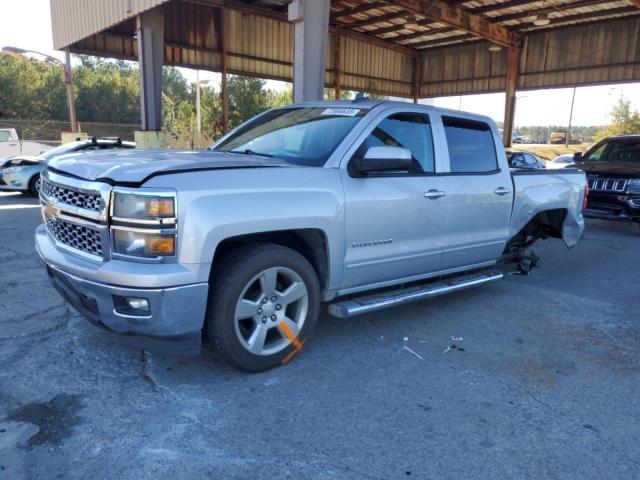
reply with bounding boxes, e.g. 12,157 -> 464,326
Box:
1,0 -> 639,128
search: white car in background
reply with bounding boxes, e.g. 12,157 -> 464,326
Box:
0,128 -> 52,159
548,153 -> 576,168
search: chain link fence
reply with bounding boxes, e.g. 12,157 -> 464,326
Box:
0,119 -> 139,146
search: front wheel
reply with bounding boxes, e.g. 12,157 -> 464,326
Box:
205,243 -> 321,372
27,174 -> 40,196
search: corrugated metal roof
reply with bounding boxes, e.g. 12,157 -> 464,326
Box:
52,0 -> 640,98
421,15 -> 640,97
51,0 -> 172,50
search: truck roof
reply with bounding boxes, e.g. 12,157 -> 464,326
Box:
277,99 -> 497,127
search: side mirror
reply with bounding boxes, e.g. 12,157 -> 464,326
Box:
573,152 -> 582,162
353,146 -> 413,174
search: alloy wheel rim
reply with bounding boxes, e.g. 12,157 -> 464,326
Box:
234,266 -> 308,356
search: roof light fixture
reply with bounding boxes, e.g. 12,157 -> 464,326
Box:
533,12 -> 551,26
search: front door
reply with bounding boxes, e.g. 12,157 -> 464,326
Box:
340,110 -> 448,292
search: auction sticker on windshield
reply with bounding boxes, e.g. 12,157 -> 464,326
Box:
321,108 -> 361,116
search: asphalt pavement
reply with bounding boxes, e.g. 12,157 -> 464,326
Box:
1,191 -> 639,479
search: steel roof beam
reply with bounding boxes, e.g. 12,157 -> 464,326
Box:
331,1 -> 387,19
490,0 -> 611,24
383,0 -> 519,47
345,10 -> 410,28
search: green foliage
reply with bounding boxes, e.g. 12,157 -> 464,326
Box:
323,88 -> 352,100
0,54 -> 65,119
515,125 -> 602,143
595,95 -> 640,140
226,76 -> 271,129
72,56 -> 140,123
0,54 -> 299,144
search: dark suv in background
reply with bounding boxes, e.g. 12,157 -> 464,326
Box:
574,135 -> 640,230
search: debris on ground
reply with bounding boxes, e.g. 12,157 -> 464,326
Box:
402,346 -> 424,360
451,336 -> 463,341
443,343 -> 465,354
403,337 -> 409,342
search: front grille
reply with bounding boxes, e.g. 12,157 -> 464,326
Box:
587,176 -> 628,193
40,176 -> 102,212
45,215 -> 103,257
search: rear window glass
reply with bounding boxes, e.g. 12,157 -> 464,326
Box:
442,116 -> 498,173
0,131 -> 12,142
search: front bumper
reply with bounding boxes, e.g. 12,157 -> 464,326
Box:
36,224 -> 210,354
0,173 -> 27,191
584,192 -> 640,222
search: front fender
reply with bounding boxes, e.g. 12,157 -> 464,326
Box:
146,167 -> 346,291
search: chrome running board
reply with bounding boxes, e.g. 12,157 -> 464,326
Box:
327,270 -> 503,319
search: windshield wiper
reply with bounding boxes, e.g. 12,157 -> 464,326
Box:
228,149 -> 274,158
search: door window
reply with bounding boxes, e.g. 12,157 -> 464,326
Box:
524,153 -> 538,166
358,113 -> 435,174
443,116 -> 498,173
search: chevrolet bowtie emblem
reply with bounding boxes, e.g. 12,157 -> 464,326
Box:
45,201 -> 59,217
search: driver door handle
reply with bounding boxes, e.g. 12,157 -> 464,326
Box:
424,189 -> 446,199
494,187 -> 511,196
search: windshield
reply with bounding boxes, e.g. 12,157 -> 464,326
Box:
584,140 -> 640,163
214,107 -> 367,166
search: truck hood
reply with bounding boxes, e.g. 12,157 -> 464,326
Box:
47,149 -> 293,185
579,161 -> 640,177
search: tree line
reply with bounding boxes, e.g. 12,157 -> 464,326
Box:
2,52 -> 637,145
0,53 -> 292,141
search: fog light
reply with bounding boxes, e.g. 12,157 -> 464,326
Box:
127,297 -> 149,311
113,295 -> 150,316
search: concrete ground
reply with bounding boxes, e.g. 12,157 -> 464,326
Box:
0,191 -> 639,480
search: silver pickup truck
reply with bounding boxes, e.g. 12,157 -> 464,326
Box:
35,100 -> 587,371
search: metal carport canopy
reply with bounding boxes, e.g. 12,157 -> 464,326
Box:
50,0 -> 640,144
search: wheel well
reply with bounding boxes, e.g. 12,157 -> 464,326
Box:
212,229 -> 329,292
504,208 -> 567,251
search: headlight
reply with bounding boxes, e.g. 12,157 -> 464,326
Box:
112,228 -> 176,257
629,178 -> 640,194
110,189 -> 177,260
113,192 -> 175,219
2,166 -> 28,174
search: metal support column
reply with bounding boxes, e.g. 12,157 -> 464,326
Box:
413,56 -> 422,104
137,8 -> 164,131
333,28 -> 342,100
288,0 -> 331,103
63,49 -> 78,132
503,46 -> 521,148
220,8 -> 229,133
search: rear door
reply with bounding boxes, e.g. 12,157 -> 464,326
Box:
438,115 -> 514,270
340,107 -> 448,292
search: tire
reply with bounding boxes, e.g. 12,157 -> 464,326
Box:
27,174 -> 40,197
205,243 -> 321,372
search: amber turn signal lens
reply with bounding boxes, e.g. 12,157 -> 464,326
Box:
146,236 -> 175,255
146,198 -> 175,217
